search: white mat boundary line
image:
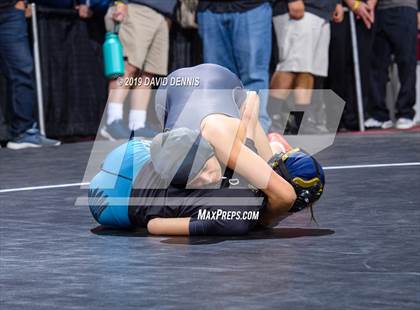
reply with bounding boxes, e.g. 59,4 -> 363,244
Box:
324,162 -> 420,170
1,162 -> 419,194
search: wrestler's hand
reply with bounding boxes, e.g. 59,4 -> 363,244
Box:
288,0 -> 305,20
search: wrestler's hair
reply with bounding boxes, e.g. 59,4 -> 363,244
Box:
308,204 -> 317,224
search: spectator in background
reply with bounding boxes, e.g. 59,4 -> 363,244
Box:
365,0 -> 419,129
35,0 -> 109,19
35,0 -> 76,9
76,0 -> 111,18
76,0 -> 93,18
0,0 -> 60,149
101,0 -> 177,140
269,0 -> 343,134
326,0 -> 376,131
196,0 -> 273,132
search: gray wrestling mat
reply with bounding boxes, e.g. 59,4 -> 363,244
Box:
0,131 -> 419,309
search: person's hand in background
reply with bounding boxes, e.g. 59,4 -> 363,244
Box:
366,0 -> 377,12
112,2 -> 128,22
332,4 -> 344,23
347,0 -> 374,29
24,5 -> 32,18
366,0 -> 377,24
14,1 -> 32,18
417,12 -> 420,30
77,4 -> 93,19
165,17 -> 172,29
288,0 -> 305,20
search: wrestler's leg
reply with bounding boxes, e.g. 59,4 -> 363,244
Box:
253,123 -> 273,161
240,92 -> 293,157
239,92 -> 274,161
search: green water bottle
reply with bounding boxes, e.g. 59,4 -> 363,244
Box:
103,24 -> 124,79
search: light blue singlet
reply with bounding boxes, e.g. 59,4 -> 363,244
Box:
88,139 -> 150,227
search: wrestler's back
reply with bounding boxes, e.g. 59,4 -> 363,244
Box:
156,64 -> 247,131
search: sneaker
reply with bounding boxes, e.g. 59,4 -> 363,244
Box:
364,118 -> 393,129
300,117 -> 330,135
269,113 -> 286,134
395,118 -> 415,130
100,120 -> 131,141
133,126 -> 158,139
7,126 -> 61,150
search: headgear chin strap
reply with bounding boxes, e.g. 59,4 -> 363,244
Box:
171,135 -> 202,188
268,148 -> 325,213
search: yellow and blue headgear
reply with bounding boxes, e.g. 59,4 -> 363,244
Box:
268,148 -> 325,213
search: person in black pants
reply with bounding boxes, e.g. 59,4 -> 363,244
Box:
0,0 -> 60,149
326,0 -> 376,131
366,0 -> 419,130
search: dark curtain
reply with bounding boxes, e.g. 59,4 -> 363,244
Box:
169,23 -> 202,72
1,12 -> 203,141
36,6 -> 107,137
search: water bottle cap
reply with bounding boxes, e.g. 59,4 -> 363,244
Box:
105,32 -> 118,39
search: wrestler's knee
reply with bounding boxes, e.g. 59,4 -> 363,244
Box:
201,114 -> 241,138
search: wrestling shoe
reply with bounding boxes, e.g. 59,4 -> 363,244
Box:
100,120 -> 131,141
395,118 -> 415,130
268,132 -> 291,153
7,125 -> 61,150
364,118 -> 393,129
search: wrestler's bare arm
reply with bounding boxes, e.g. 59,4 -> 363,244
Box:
201,114 -> 296,218
147,217 -> 191,236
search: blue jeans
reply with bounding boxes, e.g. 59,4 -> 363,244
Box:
0,8 -> 35,136
369,7 -> 417,121
197,3 -> 272,131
